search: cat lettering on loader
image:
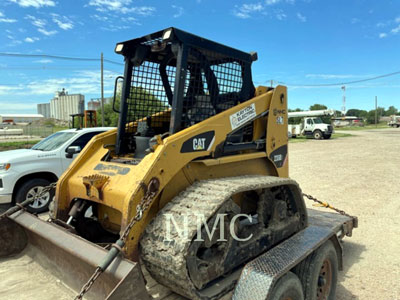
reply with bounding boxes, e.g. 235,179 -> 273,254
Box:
0,28 -> 357,300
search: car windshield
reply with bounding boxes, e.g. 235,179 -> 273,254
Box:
32,132 -> 77,151
313,117 -> 323,124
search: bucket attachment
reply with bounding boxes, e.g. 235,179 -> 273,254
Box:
0,211 -> 150,300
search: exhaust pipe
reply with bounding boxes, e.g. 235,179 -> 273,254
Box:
0,211 -> 150,300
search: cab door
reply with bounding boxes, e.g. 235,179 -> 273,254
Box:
304,118 -> 314,134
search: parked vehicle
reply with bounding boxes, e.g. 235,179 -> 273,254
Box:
388,115 -> 400,128
288,110 -> 335,139
0,127 -> 114,213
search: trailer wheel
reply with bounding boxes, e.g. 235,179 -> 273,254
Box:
270,271 -> 304,300
296,240 -> 338,300
312,130 -> 323,140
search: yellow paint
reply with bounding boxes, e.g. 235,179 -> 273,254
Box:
55,85 -> 288,260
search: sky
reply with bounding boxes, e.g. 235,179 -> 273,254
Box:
0,0 -> 399,114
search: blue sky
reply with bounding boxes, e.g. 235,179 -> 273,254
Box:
0,0 -> 399,114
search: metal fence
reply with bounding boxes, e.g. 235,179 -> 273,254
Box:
0,125 -> 55,138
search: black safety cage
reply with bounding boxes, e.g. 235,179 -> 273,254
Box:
114,27 -> 257,155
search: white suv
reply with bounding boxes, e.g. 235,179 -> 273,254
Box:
0,127 -> 114,213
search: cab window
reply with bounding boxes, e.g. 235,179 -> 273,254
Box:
66,131 -> 104,152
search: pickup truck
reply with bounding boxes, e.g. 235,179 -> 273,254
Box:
0,127 -> 114,213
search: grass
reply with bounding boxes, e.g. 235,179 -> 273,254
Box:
335,122 -> 388,131
0,140 -> 40,151
289,132 -> 353,143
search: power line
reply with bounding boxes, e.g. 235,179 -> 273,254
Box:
273,70 -> 400,87
0,52 -> 124,66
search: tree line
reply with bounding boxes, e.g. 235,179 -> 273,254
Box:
289,104 -> 399,125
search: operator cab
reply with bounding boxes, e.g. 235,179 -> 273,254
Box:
112,27 -> 258,158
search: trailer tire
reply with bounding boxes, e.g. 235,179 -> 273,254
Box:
270,271 -> 304,300
296,240 -> 338,300
313,130 -> 323,140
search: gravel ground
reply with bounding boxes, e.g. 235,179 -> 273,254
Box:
0,128 -> 399,299
290,128 -> 400,300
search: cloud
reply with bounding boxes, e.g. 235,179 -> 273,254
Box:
275,10 -> 287,20
51,14 -> 74,30
25,15 -> 46,28
88,0 -> 156,15
379,33 -> 387,38
0,12 -> 17,23
7,0 -> 55,8
25,15 -> 58,36
265,0 -> 294,5
233,3 -> 264,19
100,24 -> 130,31
297,12 -> 306,22
172,5 -> 184,18
33,59 -> 53,63
351,18 -> 360,24
391,25 -> 400,34
24,36 -> 40,42
38,28 -> 57,36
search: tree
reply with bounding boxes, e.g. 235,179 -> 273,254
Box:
366,110 -> 380,124
384,106 -> 398,116
97,87 -> 168,127
346,109 -> 368,119
309,104 -> 330,123
309,104 -> 327,111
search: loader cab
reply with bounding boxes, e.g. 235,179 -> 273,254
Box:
113,27 -> 257,156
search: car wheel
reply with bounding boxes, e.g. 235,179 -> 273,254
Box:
270,271 -> 304,300
15,178 -> 54,214
313,130 -> 323,140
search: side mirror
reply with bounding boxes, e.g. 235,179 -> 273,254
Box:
66,146 -> 81,159
113,76 -> 124,113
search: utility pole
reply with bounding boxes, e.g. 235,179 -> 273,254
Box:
101,52 -> 105,127
375,96 -> 378,128
341,86 -> 346,116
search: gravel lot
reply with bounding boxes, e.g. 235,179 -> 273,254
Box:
290,128 -> 400,300
0,128 -> 399,299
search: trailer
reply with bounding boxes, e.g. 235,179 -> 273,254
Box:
0,207 -> 357,300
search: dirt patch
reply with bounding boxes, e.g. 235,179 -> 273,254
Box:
289,128 -> 400,300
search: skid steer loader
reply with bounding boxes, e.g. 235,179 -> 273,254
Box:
0,28 -> 356,300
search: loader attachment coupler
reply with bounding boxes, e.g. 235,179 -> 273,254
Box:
114,27 -> 257,154
0,212 -> 149,300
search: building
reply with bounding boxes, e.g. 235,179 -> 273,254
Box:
50,89 -> 85,121
37,103 -> 51,118
0,114 -> 44,124
87,99 -> 101,111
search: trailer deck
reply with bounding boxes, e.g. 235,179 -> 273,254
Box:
144,208 -> 356,300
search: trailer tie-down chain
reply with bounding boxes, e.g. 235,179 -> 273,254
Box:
302,193 -> 358,226
0,182 -> 57,220
75,178 -> 160,300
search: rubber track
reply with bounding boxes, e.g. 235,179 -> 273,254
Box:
140,175 -> 300,300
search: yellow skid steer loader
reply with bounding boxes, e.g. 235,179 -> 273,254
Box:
0,28 -> 356,300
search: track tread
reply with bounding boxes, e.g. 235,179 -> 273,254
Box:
140,175 -> 300,299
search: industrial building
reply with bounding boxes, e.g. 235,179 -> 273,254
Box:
87,99 -> 101,111
0,114 -> 44,124
37,103 -> 51,118
50,89 -> 85,121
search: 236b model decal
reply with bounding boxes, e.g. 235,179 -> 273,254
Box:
181,131 -> 215,153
